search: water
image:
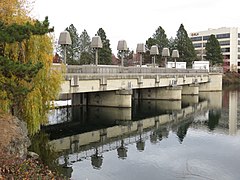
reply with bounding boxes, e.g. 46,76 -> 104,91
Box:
32,86 -> 240,180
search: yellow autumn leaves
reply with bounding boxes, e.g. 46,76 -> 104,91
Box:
0,0 -> 62,134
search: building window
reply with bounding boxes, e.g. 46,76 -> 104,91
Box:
239,48 -> 240,52
203,35 -> 210,41
190,36 -> 202,41
219,40 -> 230,46
193,43 -> 202,48
223,55 -> 230,59
238,55 -> 240,59
216,33 -> 230,39
238,33 -> 240,38
221,47 -> 230,52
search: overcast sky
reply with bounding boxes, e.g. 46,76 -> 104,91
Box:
32,0 -> 240,54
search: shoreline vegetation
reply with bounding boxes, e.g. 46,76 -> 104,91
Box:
222,71 -> 240,85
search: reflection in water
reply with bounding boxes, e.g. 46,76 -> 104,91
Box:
117,140 -> 128,159
229,91 -> 238,135
91,148 -> 103,169
29,132 -> 73,178
176,119 -> 192,143
35,87 -> 240,179
207,109 -> 221,131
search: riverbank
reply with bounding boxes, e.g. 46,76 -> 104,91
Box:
0,111 -> 67,179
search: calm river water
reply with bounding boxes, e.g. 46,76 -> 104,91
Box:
31,86 -> 240,180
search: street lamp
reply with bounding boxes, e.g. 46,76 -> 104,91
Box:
117,40 -> 128,66
162,47 -> 170,68
150,45 -> 159,67
91,36 -> 103,65
136,43 -> 145,67
58,31 -> 72,64
172,49 -> 179,68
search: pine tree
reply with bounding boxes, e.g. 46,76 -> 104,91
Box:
65,24 -> 81,64
79,29 -> 93,64
152,26 -> 169,55
176,24 -> 197,66
205,34 -> 223,66
96,28 -> 112,65
117,48 -> 133,66
145,26 -> 169,65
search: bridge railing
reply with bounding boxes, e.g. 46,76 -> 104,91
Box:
209,67 -> 223,73
65,65 -> 209,74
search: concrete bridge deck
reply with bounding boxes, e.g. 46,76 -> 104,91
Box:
52,64 -> 223,107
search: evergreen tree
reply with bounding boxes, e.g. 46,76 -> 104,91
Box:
145,26 -> 169,65
117,48 -> 133,66
65,24 -> 80,64
152,26 -> 169,55
205,34 -> 223,66
168,37 -> 177,61
96,28 -> 112,65
79,29 -> 93,64
175,24 -> 197,66
168,37 -> 177,54
145,37 -> 157,64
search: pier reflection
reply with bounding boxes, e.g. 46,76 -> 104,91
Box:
39,89 -> 240,177
43,98 -> 209,170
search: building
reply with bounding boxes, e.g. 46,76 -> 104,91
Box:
190,27 -> 240,72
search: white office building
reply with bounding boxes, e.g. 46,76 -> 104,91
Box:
190,27 -> 240,72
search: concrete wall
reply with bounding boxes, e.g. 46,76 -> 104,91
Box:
60,73 -> 210,94
88,90 -> 132,108
182,84 -> 199,95
139,86 -> 182,100
199,73 -> 222,91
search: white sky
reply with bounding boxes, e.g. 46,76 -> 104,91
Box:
32,0 -> 240,54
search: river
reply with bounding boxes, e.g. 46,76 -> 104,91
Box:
30,85 -> 240,180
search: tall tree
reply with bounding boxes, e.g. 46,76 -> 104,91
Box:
117,48 -> 133,66
65,24 -> 80,64
152,26 -> 169,55
96,28 -> 112,65
79,29 -> 93,64
205,34 -> 223,66
145,26 -> 169,65
145,37 -> 157,65
175,24 -> 197,66
0,0 -> 62,134
168,37 -> 177,61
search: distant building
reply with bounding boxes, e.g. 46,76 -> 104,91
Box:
190,27 -> 240,72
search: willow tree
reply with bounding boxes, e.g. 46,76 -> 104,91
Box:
0,0 -> 62,134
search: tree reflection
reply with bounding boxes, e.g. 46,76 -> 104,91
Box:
150,128 -> 166,144
176,120 -> 192,143
207,109 -> 221,131
150,131 -> 158,144
29,131 -> 72,178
